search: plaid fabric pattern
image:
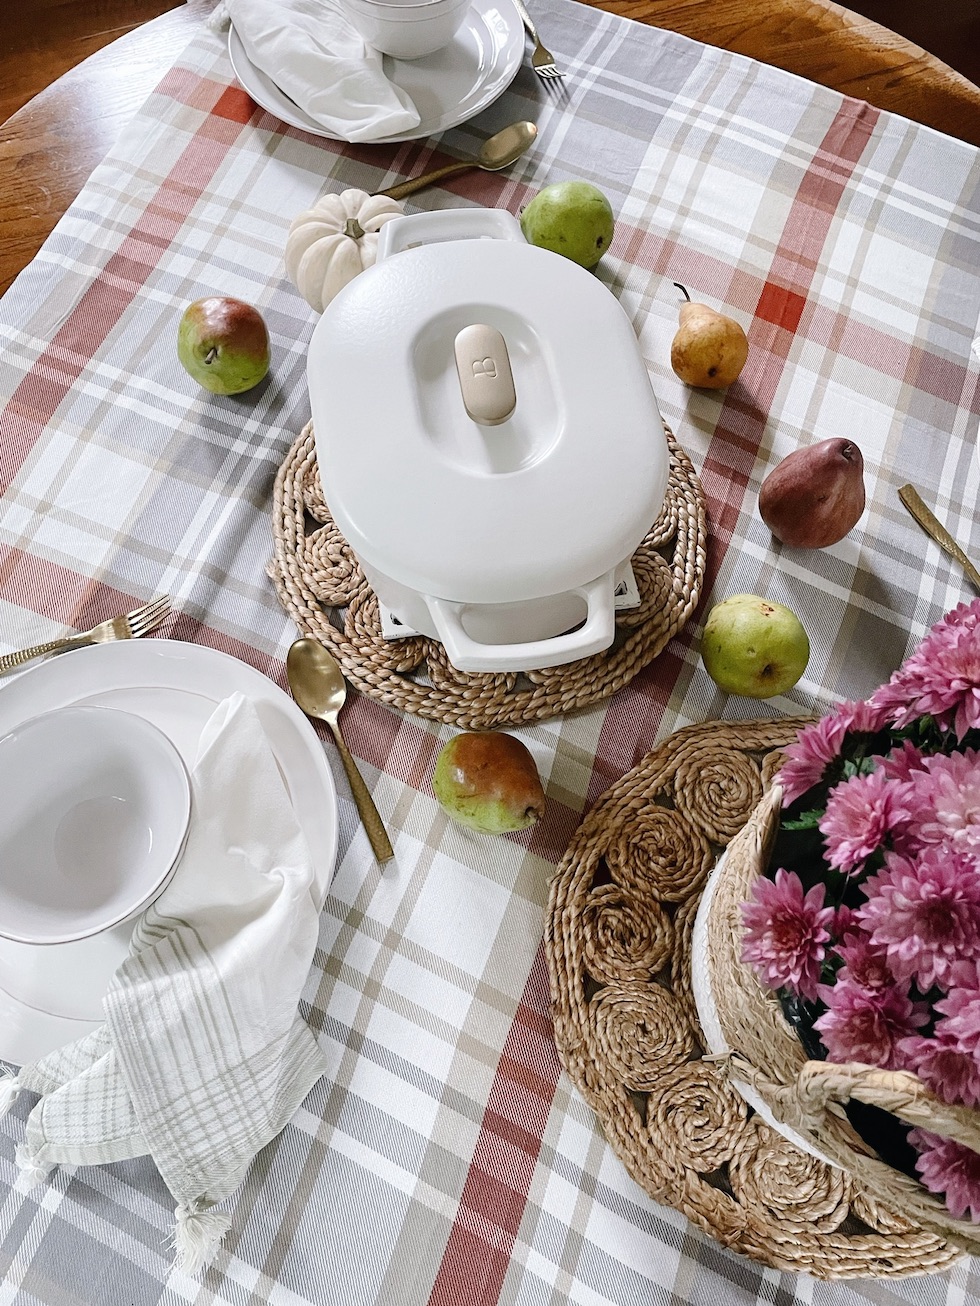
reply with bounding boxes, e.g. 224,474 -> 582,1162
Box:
1,0 -> 980,1300
10,693 -> 327,1274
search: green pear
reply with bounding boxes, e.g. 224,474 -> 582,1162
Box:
700,594 -> 809,698
177,296 -> 271,395
432,731 -> 546,834
520,181 -> 615,269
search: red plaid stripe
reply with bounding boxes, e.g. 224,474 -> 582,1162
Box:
0,83 -> 252,498
426,944 -> 560,1306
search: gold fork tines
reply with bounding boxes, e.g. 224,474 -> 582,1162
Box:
0,595 -> 172,676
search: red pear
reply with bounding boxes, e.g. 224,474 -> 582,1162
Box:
759,438 -> 866,548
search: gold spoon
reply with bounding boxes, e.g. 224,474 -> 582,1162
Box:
898,484 -> 980,591
286,638 -> 394,865
374,121 -> 538,201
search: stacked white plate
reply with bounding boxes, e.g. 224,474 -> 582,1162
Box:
0,640 -> 338,1065
227,0 -> 526,143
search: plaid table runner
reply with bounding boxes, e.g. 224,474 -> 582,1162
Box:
1,1 -> 980,1301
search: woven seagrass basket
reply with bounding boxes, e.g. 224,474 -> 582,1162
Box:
699,783 -> 980,1258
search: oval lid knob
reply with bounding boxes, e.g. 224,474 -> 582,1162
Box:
453,323 -> 516,426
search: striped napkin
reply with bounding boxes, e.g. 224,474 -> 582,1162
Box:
0,693 -> 327,1274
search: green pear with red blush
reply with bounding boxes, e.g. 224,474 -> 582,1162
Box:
177,296 -> 271,395
433,731 -> 546,834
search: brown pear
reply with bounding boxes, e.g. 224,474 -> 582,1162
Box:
759,438 -> 866,548
670,284 -> 748,389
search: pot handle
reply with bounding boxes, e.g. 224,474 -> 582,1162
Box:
376,208 -> 524,263
423,573 -> 616,674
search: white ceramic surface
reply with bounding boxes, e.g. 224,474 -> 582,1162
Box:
307,207 -> 669,672
0,640 -> 339,1066
0,705 -> 191,946
690,850 -> 839,1167
341,0 -> 471,59
227,0 -> 524,144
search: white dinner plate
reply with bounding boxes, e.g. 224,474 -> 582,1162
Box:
227,0 -> 525,145
0,639 -> 338,1066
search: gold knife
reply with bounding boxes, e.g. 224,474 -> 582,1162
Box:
898,484 -> 980,591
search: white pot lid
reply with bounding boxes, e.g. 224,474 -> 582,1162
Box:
307,210 -> 669,606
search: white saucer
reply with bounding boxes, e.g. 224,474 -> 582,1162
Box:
0,639 -> 339,1067
227,0 -> 525,145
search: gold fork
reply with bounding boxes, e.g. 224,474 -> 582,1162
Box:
0,595 -> 172,676
511,0 -> 564,81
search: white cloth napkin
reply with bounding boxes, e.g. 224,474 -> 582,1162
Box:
0,693 -> 327,1275
222,0 -> 421,141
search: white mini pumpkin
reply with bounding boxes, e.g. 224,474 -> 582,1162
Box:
285,188 -> 406,314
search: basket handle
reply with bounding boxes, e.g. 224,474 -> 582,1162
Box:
731,1055 -> 980,1156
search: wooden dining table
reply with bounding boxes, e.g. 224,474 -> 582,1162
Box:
2,0 -> 980,298
2,3 -> 980,1303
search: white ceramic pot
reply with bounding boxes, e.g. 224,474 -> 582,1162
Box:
691,852 -> 838,1165
307,207 -> 670,673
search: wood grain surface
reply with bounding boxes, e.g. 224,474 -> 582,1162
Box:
578,0 -> 980,147
0,0 -> 978,297
0,0 -> 186,126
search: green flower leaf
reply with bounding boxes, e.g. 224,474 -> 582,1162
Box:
781,809 -> 823,830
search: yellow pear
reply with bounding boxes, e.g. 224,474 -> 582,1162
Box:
670,284 -> 748,389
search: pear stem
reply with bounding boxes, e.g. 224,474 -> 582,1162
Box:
343,217 -> 366,240
204,346 -> 218,365
673,282 -> 691,302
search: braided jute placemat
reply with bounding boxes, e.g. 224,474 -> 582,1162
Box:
545,717 -> 963,1279
269,421 -> 707,729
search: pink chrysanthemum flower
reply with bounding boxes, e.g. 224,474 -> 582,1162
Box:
898,1034 -> 980,1107
924,599 -> 980,643
944,958 -> 980,993
777,714 -> 848,807
777,700 -> 893,808
835,928 -> 895,992
741,869 -> 835,1001
835,698 -> 893,736
903,749 -> 980,853
857,848 -> 980,992
909,1128 -> 980,1222
870,603 -> 980,739
832,903 -> 859,939
819,767 -> 910,874
815,979 -> 929,1068
934,968 -> 980,1054
880,739 -> 927,784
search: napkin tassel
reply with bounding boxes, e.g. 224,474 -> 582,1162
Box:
0,1069 -> 20,1115
14,1143 -> 54,1188
172,1199 -> 233,1275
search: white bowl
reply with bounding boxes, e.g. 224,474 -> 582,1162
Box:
0,705 -> 191,945
341,0 -> 471,58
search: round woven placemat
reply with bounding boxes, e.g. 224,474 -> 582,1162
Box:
268,421 -> 707,729
545,717 -> 963,1279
